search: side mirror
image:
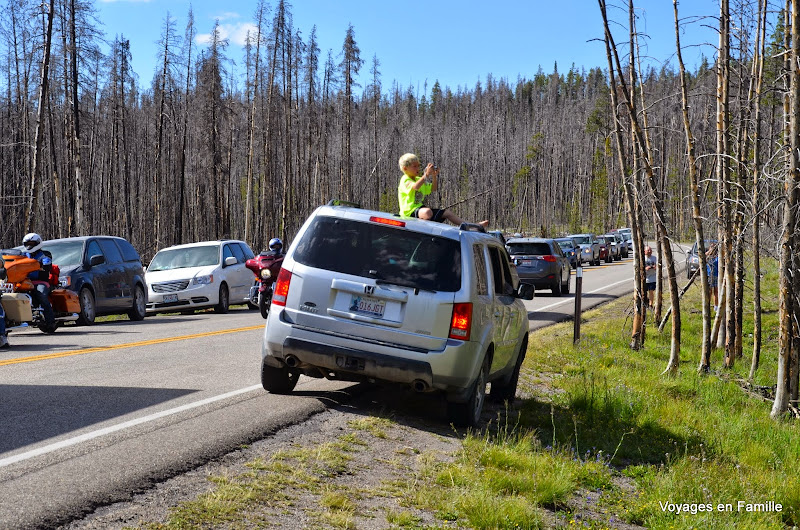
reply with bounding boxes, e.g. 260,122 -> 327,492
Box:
224,256 -> 238,267
517,283 -> 535,300
88,254 -> 105,267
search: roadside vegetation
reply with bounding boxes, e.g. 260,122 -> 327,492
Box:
135,259 -> 795,530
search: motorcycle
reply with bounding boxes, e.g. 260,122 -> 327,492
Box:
0,250 -> 80,333
245,251 -> 284,319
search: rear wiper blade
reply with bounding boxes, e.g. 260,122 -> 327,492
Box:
375,279 -> 434,293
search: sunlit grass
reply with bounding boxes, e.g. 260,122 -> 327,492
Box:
141,255 -> 797,529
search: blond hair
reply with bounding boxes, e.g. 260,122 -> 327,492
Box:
398,153 -> 419,172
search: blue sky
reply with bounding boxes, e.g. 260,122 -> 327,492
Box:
95,0 -> 723,94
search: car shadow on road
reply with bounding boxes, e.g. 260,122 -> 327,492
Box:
0,385 -> 199,454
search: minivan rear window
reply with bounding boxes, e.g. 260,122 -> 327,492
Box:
507,242 -> 552,256
293,216 -> 462,292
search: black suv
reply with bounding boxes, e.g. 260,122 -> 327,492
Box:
41,236 -> 148,324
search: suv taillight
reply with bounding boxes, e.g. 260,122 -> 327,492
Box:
542,255 -> 557,262
272,268 -> 292,307
449,303 -> 472,341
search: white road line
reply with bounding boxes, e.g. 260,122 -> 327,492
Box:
0,384 -> 263,469
535,277 -> 633,312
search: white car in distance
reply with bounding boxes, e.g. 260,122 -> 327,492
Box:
145,240 -> 256,314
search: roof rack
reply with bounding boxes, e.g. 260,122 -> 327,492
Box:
326,199 -> 362,208
459,223 -> 487,233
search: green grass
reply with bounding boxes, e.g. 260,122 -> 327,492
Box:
138,256 -> 796,529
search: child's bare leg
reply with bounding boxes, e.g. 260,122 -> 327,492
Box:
417,207 -> 433,220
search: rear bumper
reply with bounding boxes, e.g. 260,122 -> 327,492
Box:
278,336 -> 434,386
262,310 -> 482,392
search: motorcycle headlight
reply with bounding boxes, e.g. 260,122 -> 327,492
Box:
259,268 -> 272,280
194,274 -> 214,285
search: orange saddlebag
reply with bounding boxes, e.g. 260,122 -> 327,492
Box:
50,289 -> 81,313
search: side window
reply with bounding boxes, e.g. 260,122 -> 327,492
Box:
239,243 -> 255,260
115,238 -> 141,262
488,247 -> 512,296
472,245 -> 488,296
222,244 -> 236,263
98,239 -> 123,264
229,242 -> 246,263
86,240 -> 104,263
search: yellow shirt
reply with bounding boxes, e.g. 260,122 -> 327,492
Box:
398,174 -> 432,217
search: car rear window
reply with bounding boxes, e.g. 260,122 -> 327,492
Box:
556,239 -> 573,250
292,216 -> 462,292
507,242 -> 552,256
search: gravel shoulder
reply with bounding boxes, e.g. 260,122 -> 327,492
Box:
62,378 -> 644,530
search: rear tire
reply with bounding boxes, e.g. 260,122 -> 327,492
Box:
551,278 -> 561,296
447,355 -> 489,427
128,285 -> 147,321
561,271 -> 571,294
77,287 -> 96,326
214,284 -> 229,314
261,359 -> 299,394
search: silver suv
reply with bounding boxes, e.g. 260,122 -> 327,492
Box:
260,202 -> 534,426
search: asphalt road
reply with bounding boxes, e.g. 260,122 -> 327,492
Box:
0,249 -> 684,529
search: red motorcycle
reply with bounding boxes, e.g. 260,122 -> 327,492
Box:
245,250 -> 284,319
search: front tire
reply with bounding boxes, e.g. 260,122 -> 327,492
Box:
258,291 -> 270,319
128,285 -> 147,321
261,359 -> 299,394
447,354 -> 489,427
490,337 -> 527,404
214,283 -> 229,314
77,287 -> 96,326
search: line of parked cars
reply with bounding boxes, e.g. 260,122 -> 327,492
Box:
1,236 -> 264,329
494,228 -> 634,296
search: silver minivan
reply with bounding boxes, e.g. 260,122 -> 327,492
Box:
261,202 -> 533,426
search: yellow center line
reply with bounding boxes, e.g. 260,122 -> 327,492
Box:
0,325 -> 264,367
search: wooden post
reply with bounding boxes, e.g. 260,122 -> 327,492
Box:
574,266 -> 583,344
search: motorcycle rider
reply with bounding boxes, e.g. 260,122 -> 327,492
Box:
22,233 -> 55,330
265,237 -> 284,258
0,256 -> 8,349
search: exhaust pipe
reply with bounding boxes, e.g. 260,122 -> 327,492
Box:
284,355 -> 299,368
412,379 -> 429,393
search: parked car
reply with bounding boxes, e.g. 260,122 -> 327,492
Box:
39,236 -> 148,325
607,231 -> 629,258
602,233 -> 622,261
614,228 -> 633,256
506,237 -> 572,295
554,237 -> 581,268
570,233 -> 601,266
487,230 -> 507,248
686,239 -> 718,279
145,239 -> 256,314
594,236 -> 611,263
261,201 -> 534,427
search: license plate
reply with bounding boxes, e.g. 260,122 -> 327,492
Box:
349,295 -> 385,318
521,260 -> 533,267
163,293 -> 179,303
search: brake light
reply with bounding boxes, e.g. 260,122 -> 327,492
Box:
271,268 -> 292,307
542,255 -> 557,262
449,302 -> 472,341
369,216 -> 405,227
